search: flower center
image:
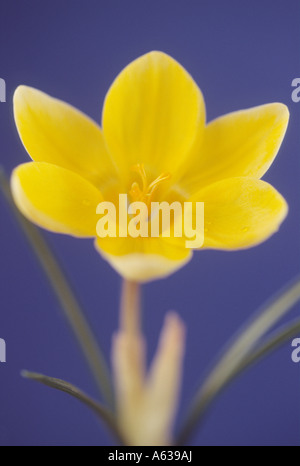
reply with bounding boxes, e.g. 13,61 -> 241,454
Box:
129,164 -> 171,209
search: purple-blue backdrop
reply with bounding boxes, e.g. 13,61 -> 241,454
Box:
0,0 -> 299,446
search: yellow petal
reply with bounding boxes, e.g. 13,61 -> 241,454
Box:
95,237 -> 192,282
189,177 -> 288,249
11,162 -> 102,237
14,86 -> 115,187
181,103 -> 289,194
102,51 -> 205,180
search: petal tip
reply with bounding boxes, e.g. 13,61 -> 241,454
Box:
270,102 -> 290,126
13,85 -> 34,104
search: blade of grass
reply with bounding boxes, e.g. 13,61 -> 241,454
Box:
22,371 -> 123,443
239,316 -> 300,373
177,277 -> 300,445
0,168 -> 113,407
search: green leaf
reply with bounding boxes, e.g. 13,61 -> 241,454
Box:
22,370 -> 123,443
177,278 -> 300,445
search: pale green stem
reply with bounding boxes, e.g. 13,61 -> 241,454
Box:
0,168 -> 113,408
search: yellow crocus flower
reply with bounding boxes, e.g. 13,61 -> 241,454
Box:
11,51 -> 289,282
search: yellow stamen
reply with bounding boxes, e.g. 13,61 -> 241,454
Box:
129,164 -> 171,209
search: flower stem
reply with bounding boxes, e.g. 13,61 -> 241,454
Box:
120,280 -> 141,335
0,167 -> 114,408
112,280 -> 144,444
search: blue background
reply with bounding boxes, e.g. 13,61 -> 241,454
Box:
0,0 -> 299,446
